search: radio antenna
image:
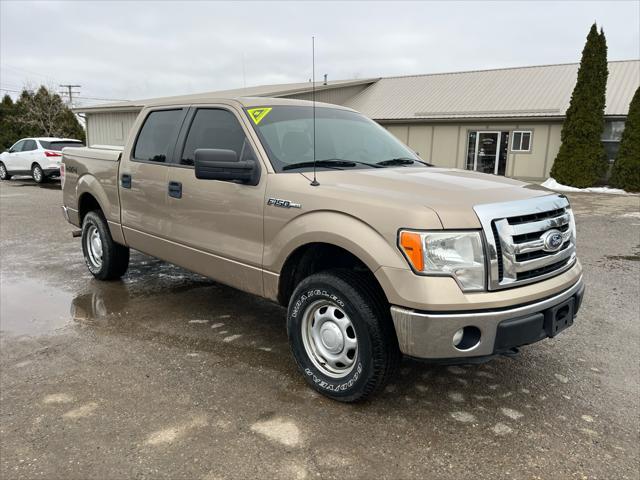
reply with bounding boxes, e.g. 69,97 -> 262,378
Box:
310,36 -> 319,186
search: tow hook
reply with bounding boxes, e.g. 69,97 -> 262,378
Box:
500,347 -> 520,358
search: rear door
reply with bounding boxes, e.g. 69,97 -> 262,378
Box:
163,106 -> 267,295
118,107 -> 188,257
21,139 -> 39,170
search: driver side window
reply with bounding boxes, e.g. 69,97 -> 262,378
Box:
10,140 -> 25,152
180,108 -> 253,167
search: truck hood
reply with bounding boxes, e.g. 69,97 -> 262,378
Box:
316,167 -> 553,228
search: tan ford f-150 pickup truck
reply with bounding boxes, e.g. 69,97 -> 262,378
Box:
61,96 -> 584,402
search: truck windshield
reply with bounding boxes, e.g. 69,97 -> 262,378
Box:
245,106 -> 422,172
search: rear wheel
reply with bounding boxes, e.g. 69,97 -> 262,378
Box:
81,211 -> 130,280
32,163 -> 45,184
287,269 -> 400,402
0,163 -> 11,180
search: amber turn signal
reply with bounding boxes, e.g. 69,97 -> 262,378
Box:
399,231 -> 424,271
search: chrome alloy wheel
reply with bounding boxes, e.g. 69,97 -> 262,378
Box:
32,165 -> 42,182
301,300 -> 358,378
84,224 -> 104,269
0,164 -> 7,179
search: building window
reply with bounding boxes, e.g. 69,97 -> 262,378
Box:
511,131 -> 532,152
602,120 -> 625,163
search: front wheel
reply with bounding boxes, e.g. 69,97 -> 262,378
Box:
32,163 -> 45,184
0,162 -> 11,180
287,269 -> 400,402
81,211 -> 130,280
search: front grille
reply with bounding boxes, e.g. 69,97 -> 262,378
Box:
517,257 -> 572,281
515,240 -> 570,262
474,196 -> 577,290
507,208 -> 566,225
491,221 -> 504,281
512,224 -> 569,244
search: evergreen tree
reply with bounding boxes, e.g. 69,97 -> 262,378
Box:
550,24 -> 609,187
609,86 -> 640,192
0,95 -> 20,151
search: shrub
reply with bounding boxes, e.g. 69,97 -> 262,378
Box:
610,86 -> 640,192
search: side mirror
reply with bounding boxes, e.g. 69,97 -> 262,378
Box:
194,148 -> 259,185
8,149 -> 14,153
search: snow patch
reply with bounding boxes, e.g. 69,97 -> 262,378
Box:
500,408 -> 524,420
541,178 -> 632,195
250,417 -> 301,447
450,411 -> 476,423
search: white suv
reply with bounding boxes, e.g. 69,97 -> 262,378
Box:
0,137 -> 84,184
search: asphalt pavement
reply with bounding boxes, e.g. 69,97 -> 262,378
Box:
1,178 -> 638,479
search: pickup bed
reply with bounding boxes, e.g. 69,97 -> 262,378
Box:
62,96 -> 584,402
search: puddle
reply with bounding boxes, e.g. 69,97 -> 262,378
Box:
0,278 -> 73,336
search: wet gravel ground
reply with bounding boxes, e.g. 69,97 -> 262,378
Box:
1,178 -> 639,480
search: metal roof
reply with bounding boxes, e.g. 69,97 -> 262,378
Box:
74,78 -> 377,113
345,60 -> 639,120
76,60 -> 638,120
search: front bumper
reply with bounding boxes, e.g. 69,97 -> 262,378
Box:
390,277 -> 584,360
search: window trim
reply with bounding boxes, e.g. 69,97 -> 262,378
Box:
131,107 -> 188,165
169,106 -> 262,184
511,130 -> 532,153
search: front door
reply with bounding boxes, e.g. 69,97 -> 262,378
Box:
466,131 -> 509,175
164,106 -> 266,296
5,140 -> 26,173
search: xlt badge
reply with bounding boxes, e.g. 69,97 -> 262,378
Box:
267,198 -> 302,209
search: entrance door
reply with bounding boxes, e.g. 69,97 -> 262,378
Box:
466,131 -> 509,175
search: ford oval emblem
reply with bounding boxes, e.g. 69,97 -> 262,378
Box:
542,229 -> 564,252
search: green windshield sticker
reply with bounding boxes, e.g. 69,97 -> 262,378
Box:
247,107 -> 272,125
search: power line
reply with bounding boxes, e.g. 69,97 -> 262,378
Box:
59,84 -> 81,106
0,87 -> 127,102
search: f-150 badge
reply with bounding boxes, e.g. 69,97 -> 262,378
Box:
267,198 -> 302,209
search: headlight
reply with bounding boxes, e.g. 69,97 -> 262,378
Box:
399,230 -> 486,291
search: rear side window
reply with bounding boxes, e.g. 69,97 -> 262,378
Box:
133,109 -> 185,163
22,140 -> 37,151
180,109 -> 253,166
40,141 -> 84,151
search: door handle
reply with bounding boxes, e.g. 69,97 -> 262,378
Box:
168,181 -> 182,199
121,174 -> 132,189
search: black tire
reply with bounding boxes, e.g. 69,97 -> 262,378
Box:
0,162 -> 11,180
287,269 -> 400,402
81,210 -> 130,280
32,163 -> 45,184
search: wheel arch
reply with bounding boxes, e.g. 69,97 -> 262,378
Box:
269,211 -> 407,307
277,242 -> 389,308
78,191 -> 104,224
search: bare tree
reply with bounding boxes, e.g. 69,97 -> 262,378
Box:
13,84 -> 85,141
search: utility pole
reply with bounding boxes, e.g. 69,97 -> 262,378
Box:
59,84 -> 81,107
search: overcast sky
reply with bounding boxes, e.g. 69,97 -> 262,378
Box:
1,1 -> 638,106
